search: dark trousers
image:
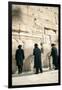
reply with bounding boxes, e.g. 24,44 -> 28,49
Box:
36,67 -> 43,73
18,65 -> 22,74
53,56 -> 59,69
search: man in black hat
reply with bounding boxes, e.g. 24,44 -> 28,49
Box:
33,43 -> 43,74
15,45 -> 25,74
50,43 -> 58,70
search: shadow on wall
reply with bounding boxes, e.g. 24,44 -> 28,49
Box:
23,55 -> 34,72
12,5 -> 22,21
41,44 -> 51,68
12,56 -> 17,74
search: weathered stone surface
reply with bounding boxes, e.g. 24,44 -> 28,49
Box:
12,5 -> 58,74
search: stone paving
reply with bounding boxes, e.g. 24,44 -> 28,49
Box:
12,69 -> 58,86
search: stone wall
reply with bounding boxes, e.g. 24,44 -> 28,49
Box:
12,4 -> 58,74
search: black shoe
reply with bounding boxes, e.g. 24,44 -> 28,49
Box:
18,72 -> 20,74
55,67 -> 58,70
40,70 -> 43,73
18,71 -> 22,74
35,72 -> 39,74
40,71 -> 43,73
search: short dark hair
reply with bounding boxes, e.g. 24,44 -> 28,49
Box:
18,45 -> 22,48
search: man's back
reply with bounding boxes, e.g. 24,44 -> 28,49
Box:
33,47 -> 41,56
51,47 -> 57,57
15,48 -> 24,64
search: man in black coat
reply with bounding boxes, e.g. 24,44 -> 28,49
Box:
33,43 -> 43,74
50,43 -> 58,70
15,45 -> 25,74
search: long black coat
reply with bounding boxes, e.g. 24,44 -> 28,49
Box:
33,47 -> 42,68
15,48 -> 25,66
51,47 -> 58,66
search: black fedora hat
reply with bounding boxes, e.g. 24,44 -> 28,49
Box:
51,43 -> 55,46
18,45 -> 22,48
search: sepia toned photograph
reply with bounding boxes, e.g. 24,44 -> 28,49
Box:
8,1 -> 60,88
